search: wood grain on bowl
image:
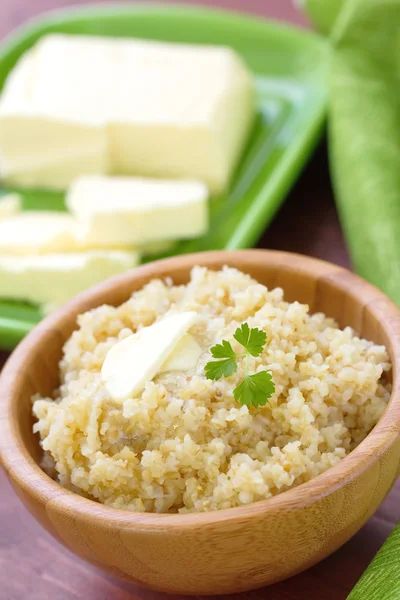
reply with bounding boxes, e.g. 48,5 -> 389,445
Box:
0,250 -> 399,595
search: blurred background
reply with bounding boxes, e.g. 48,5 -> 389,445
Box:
0,1 -> 310,37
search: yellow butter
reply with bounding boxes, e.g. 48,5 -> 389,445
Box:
101,312 -> 199,401
0,34 -> 255,192
0,212 -> 79,255
0,193 -> 22,219
161,334 -> 202,372
0,250 -> 138,312
67,175 -> 209,245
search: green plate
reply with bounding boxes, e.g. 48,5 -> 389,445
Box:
0,4 -> 328,349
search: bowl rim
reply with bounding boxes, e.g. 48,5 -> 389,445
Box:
0,249 -> 399,529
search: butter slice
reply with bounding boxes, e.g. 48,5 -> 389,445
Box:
0,194 -> 22,219
0,212 -> 78,255
0,34 -> 255,193
67,175 -> 209,245
0,251 -> 138,312
101,312 -> 198,401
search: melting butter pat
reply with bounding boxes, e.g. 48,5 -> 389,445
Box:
101,312 -> 200,401
67,175 -> 209,245
0,194 -> 22,219
0,250 -> 138,312
161,334 -> 202,372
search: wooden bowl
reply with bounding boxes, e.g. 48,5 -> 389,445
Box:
0,250 -> 399,595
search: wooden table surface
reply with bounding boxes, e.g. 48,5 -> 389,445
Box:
0,1 -> 398,599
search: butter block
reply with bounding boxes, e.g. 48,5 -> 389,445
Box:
0,212 -> 78,255
0,50 -> 36,106
0,251 -> 138,312
0,34 -> 255,192
31,35 -> 116,121
0,193 -> 22,219
109,38 -> 256,194
67,175 -> 209,245
0,38 -> 108,189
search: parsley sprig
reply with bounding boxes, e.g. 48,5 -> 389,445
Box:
205,323 -> 275,407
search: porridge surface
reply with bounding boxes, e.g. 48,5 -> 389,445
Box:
33,267 -> 391,513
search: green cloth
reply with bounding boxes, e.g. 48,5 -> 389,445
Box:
300,0 -> 345,34
302,0 -> 400,305
346,524 -> 400,600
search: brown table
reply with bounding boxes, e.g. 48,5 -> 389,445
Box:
0,1 -> 398,599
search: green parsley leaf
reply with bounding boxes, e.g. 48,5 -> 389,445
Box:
210,339 -> 236,359
233,371 -> 275,407
205,356 -> 237,380
204,323 -> 275,407
205,338 -> 238,380
233,323 -> 267,357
